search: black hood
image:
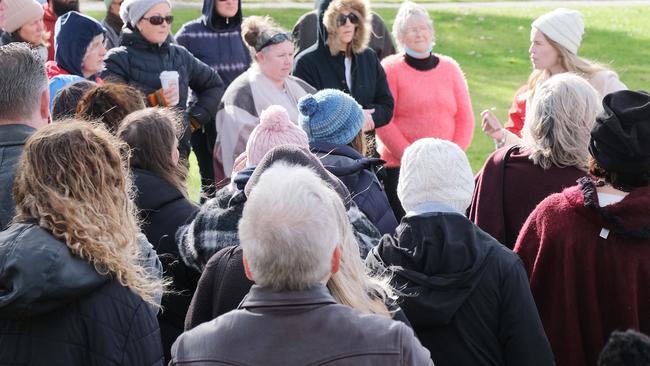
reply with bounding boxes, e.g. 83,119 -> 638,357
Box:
202,0 -> 243,31
0,223 -> 108,318
314,0 -> 331,48
369,212 -> 496,326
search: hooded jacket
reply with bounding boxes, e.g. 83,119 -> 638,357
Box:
0,223 -> 164,365
310,140 -> 397,235
293,0 -> 394,128
515,177 -> 650,366
132,168 -> 200,362
367,204 -> 554,366
175,0 -> 250,86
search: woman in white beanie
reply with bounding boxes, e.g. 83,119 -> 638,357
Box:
481,8 -> 626,148
0,0 -> 49,60
102,0 -> 225,168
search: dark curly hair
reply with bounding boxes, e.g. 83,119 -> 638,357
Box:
598,329 -> 650,366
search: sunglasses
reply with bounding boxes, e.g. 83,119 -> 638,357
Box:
255,32 -> 292,52
337,13 -> 359,27
142,15 -> 174,25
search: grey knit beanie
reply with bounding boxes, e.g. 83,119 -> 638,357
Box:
120,0 -> 171,26
398,138 -> 474,213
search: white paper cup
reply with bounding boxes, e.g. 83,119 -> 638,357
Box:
160,71 -> 180,106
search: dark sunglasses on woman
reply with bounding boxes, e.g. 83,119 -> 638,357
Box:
337,12 -> 359,27
142,15 -> 174,25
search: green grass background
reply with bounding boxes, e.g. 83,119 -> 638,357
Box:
88,5 -> 650,201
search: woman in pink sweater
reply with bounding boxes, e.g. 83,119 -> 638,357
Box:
377,1 -> 474,219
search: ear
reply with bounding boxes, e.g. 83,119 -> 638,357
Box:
255,51 -> 264,63
242,255 -> 254,282
39,88 -> 50,124
330,245 -> 342,275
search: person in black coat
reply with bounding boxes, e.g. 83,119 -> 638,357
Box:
292,0 -> 394,145
102,0 -> 225,162
366,138 -> 554,366
298,88 -> 397,235
118,107 -> 200,362
0,121 -> 164,366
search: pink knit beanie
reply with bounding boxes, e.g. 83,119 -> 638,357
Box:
246,105 -> 309,167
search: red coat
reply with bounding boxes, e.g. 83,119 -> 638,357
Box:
504,84 -> 528,137
43,4 -> 57,61
514,178 -> 650,366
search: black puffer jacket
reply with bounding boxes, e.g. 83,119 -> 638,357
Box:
292,0 -> 394,127
0,223 -> 164,365
132,169 -> 200,362
101,27 -> 225,156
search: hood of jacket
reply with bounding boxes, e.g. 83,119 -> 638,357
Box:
201,0 -> 242,31
0,223 -> 108,319
310,140 -> 384,177
133,168 -> 186,212
368,210 -> 498,326
314,0 -> 370,55
574,177 -> 650,240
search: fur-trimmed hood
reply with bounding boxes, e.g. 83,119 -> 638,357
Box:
316,0 -> 370,55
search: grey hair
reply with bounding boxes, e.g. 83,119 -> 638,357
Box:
523,72 -> 602,171
392,1 -> 434,51
239,162 -> 344,291
0,43 -> 47,121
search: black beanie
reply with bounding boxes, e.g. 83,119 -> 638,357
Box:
589,90 -> 650,174
244,145 -> 352,209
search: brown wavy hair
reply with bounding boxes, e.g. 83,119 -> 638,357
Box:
76,83 -> 146,134
12,120 -> 163,306
117,107 -> 189,197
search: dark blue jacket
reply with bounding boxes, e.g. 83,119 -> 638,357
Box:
310,141 -> 397,235
0,223 -> 164,366
176,0 -> 251,86
0,124 -> 35,230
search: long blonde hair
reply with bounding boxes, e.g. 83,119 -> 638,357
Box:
12,120 -> 163,306
527,33 -> 607,96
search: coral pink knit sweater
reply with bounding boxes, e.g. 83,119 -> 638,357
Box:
377,54 -> 474,167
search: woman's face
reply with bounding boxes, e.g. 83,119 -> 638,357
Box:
18,17 -> 45,45
137,2 -> 172,45
81,34 -> 107,77
335,9 -> 357,46
257,40 -> 294,85
215,0 -> 238,18
529,28 -> 561,72
401,17 -> 432,54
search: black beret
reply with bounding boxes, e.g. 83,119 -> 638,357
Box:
589,90 -> 650,174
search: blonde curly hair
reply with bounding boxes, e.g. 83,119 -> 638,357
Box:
12,120 -> 163,306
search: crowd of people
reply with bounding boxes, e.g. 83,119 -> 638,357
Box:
0,0 -> 649,365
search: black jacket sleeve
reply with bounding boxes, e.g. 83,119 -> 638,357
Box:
185,50 -> 226,127
368,54 -> 394,128
292,53 -> 320,90
122,300 -> 165,366
498,259 -> 555,366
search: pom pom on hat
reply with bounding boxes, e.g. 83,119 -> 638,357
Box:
532,8 -> 584,55
245,105 -> 309,167
120,0 -> 172,26
298,89 -> 364,146
589,89 -> 650,174
3,0 -> 44,33
398,138 -> 474,213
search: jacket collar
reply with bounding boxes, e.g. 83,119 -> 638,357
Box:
121,27 -> 172,52
0,124 -> 36,147
240,283 -> 337,309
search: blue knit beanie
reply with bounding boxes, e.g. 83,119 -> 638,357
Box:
298,89 -> 364,145
55,11 -> 106,77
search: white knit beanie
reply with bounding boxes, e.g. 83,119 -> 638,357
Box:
3,0 -> 44,33
397,138 -> 474,213
532,8 -> 584,55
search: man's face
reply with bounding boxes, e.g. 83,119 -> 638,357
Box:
50,0 -> 79,17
